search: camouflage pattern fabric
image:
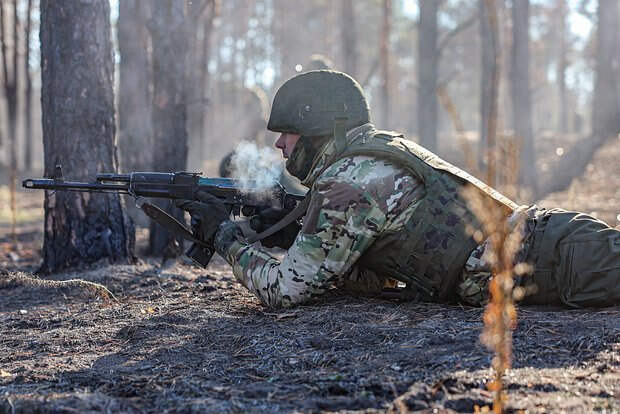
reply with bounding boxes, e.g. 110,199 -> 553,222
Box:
458,206 -> 539,306
221,155 -> 424,308
458,206 -> 620,308
522,208 -> 620,308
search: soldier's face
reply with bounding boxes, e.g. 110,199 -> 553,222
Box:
275,132 -> 301,159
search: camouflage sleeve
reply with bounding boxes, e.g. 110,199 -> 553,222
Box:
221,167 -> 399,308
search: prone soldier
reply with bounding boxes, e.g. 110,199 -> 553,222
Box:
177,70 -> 620,309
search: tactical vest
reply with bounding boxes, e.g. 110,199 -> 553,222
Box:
334,127 -> 517,301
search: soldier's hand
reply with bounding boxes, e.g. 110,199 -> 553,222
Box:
249,206 -> 300,249
174,191 -> 231,241
214,220 -> 244,257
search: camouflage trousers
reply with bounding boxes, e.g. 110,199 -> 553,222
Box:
521,209 -> 620,308
460,209 -> 620,308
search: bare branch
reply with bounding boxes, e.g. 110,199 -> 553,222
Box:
438,13 -> 477,56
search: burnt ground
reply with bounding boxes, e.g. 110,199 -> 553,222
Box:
1,138 -> 620,413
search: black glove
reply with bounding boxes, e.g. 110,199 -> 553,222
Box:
174,191 -> 231,242
249,206 -> 300,249
214,220 -> 244,257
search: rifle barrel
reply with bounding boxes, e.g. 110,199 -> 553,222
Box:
22,179 -> 130,193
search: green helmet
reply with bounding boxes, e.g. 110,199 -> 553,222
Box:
267,70 -> 370,137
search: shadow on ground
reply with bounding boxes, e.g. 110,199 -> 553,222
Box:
1,263 -> 618,413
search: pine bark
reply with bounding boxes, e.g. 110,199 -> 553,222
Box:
40,0 -> 134,273
148,0 -> 189,257
417,0 -> 438,151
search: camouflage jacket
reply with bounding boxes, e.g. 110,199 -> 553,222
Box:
220,131 -> 425,307
220,124 -> 531,308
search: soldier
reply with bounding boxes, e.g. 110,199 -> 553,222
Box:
177,70 -> 620,309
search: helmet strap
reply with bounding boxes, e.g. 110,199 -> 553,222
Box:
333,117 -> 347,154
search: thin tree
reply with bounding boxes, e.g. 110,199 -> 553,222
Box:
23,0 -> 34,172
197,0 -> 218,164
379,0 -> 392,127
591,0 -> 620,140
118,0 -> 152,173
556,0 -> 569,133
39,0 -> 134,273
340,0 -> 357,78
0,0 -> 19,247
118,0 -> 152,227
418,0 -> 438,152
479,0 -> 500,186
186,0 -> 217,170
511,0 -> 537,195
536,0 -> 619,197
148,0 -> 190,258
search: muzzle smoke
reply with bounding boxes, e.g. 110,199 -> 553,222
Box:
231,141 -> 284,192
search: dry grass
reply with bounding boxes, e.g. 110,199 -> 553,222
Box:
464,187 -> 525,413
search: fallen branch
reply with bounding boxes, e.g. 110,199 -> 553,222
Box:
0,271 -> 119,303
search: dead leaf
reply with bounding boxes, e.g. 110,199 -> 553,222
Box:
0,370 -> 11,377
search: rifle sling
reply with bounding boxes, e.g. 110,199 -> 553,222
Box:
246,195 -> 311,244
138,199 -> 208,247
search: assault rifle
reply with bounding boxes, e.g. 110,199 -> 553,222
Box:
23,165 -> 305,267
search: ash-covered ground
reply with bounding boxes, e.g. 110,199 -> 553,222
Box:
1,137 -> 619,413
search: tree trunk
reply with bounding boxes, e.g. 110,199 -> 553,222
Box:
379,0 -> 391,127
340,0 -> 357,78
118,0 -> 152,227
148,0 -> 189,258
510,0 -> 537,195
556,0 -> 568,133
1,0 -> 20,247
418,0 -> 438,151
479,0 -> 500,186
187,0 -> 217,171
23,0 -> 33,172
118,0 -> 152,173
198,1 -> 218,166
536,0 -> 619,199
591,0 -> 620,140
39,0 -> 134,273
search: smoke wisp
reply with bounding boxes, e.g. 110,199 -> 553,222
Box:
231,141 -> 284,191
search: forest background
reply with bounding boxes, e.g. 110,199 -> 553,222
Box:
1,0 -> 618,205
0,1 -> 619,413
